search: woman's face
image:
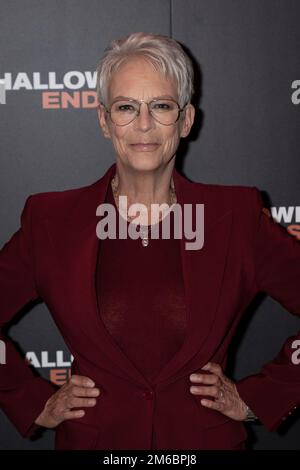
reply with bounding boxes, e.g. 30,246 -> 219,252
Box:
97,57 -> 195,173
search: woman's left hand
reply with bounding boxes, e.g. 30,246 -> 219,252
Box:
189,362 -> 248,421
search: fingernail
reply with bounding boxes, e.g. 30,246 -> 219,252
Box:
191,375 -> 202,382
87,380 -> 95,387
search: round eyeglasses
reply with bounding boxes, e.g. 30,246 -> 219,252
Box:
101,98 -> 187,126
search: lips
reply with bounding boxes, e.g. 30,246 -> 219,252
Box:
130,143 -> 160,151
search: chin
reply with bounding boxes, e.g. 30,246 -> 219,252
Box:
125,155 -> 163,172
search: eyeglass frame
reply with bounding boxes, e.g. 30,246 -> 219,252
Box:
100,97 -> 188,126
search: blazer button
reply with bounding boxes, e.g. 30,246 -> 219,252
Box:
142,389 -> 154,400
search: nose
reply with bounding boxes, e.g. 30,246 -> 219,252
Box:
134,102 -> 154,131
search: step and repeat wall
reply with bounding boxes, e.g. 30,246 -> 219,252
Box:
0,0 -> 299,449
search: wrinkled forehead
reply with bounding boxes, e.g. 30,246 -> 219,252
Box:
107,57 -> 178,103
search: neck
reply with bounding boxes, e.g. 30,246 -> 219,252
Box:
112,161 -> 176,225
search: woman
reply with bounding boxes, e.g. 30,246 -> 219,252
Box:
1,32 -> 300,450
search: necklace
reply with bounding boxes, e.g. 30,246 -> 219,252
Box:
111,173 -> 177,247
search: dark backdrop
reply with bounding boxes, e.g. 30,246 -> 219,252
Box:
0,0 -> 299,449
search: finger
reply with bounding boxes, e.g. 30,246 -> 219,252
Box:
200,398 -> 226,412
190,373 -> 221,385
69,375 -> 95,387
190,385 -> 220,398
63,409 -> 86,420
68,397 -> 97,408
201,362 -> 223,378
71,386 -> 100,397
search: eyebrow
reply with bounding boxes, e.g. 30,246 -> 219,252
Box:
111,94 -> 177,102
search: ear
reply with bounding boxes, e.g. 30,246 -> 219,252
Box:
97,103 -> 112,139
179,103 -> 195,138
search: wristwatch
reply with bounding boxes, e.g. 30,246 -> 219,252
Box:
244,405 -> 259,422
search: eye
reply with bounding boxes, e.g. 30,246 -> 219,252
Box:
117,104 -> 135,112
111,101 -> 138,113
152,102 -> 171,110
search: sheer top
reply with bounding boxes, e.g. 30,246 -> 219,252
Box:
95,177 -> 187,447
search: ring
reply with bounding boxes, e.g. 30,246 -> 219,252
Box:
218,389 -> 225,400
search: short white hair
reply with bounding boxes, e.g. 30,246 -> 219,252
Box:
96,31 -> 194,109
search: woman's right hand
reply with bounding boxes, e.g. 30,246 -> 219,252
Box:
34,375 -> 101,428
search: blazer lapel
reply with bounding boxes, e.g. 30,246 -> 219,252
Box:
152,169 -> 233,388
44,162 -> 233,390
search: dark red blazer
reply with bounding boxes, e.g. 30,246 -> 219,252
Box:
1,162 -> 300,450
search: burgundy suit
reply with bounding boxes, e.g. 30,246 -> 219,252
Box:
1,162 -> 300,449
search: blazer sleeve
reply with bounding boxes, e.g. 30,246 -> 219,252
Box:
235,187 -> 300,432
0,195 -> 59,438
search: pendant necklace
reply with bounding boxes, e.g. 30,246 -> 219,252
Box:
111,174 -> 177,247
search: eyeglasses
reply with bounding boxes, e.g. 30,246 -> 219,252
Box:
101,98 -> 187,126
